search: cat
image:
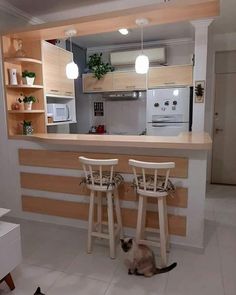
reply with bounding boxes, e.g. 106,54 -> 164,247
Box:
34,287 -> 45,295
120,238 -> 177,277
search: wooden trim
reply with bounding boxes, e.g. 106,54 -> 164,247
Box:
20,173 -> 188,208
5,1 -> 219,41
19,149 -> 188,178
22,195 -> 187,236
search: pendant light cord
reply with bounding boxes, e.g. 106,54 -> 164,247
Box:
141,25 -> 144,54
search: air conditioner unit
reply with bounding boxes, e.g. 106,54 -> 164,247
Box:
110,47 -> 166,66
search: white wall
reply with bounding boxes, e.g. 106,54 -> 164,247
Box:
204,31 -> 236,181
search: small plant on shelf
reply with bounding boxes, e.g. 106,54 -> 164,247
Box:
21,120 -> 33,135
22,70 -> 36,86
87,53 -> 114,80
18,94 -> 38,111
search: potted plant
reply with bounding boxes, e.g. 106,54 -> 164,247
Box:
87,53 -> 114,80
22,120 -> 33,135
18,94 -> 37,110
22,70 -> 36,86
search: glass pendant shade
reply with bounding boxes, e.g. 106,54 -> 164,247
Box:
135,54 -> 149,74
66,61 -> 79,79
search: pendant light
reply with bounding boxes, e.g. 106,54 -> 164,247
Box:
135,18 -> 149,74
65,29 -> 79,79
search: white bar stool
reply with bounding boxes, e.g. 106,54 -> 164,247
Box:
79,156 -> 123,259
129,159 -> 175,267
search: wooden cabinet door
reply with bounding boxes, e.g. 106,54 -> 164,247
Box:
83,73 -> 113,93
148,65 -> 193,88
42,41 -> 61,95
113,71 -> 146,91
59,50 -> 75,97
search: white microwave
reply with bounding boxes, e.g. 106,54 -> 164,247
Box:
47,103 -> 71,122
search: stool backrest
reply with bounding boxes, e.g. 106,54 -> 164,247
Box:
79,156 -> 118,188
129,159 -> 175,194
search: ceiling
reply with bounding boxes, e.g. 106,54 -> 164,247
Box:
0,0 -> 236,48
75,22 -> 194,48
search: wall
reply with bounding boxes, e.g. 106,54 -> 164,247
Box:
204,31 -> 236,181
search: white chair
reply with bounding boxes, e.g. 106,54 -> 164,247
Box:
129,159 -> 175,267
79,156 -> 123,259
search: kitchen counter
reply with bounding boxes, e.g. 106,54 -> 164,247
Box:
20,132 -> 212,150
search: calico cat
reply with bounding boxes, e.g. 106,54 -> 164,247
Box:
34,287 -> 45,295
120,238 -> 177,277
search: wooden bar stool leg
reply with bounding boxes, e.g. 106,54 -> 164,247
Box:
114,189 -> 123,239
136,195 -> 146,243
97,191 -> 102,234
3,273 -> 15,291
158,197 -> 167,267
87,190 -> 95,254
107,191 -> 115,259
163,196 -> 170,252
141,196 -> 147,240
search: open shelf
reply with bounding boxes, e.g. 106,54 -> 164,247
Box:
6,85 -> 44,89
4,57 -> 42,64
47,120 -> 76,126
8,110 -> 45,114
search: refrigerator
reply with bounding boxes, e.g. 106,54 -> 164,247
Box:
146,87 -> 192,136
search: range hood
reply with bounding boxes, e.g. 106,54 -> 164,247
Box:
102,91 -> 144,100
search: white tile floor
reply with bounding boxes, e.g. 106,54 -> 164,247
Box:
1,184 -> 236,295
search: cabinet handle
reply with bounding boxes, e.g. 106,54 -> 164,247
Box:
164,82 -> 176,85
93,87 -> 102,90
65,91 -> 72,95
50,89 -> 59,92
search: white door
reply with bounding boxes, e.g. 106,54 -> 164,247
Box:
212,51 -> 236,184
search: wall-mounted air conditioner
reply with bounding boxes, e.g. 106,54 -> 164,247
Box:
110,47 -> 166,66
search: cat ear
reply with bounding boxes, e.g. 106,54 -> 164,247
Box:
120,239 -> 124,244
128,238 -> 133,245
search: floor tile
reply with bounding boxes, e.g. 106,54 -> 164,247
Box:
165,225 -> 224,295
66,243 -> 119,282
2,264 -> 63,295
47,273 -> 108,295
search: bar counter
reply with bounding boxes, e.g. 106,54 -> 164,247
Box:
13,131 -> 211,250
20,132 -> 212,150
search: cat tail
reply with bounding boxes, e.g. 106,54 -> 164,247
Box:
156,262 -> 177,274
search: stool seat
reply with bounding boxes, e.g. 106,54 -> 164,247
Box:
135,174 -> 175,194
84,171 -> 123,190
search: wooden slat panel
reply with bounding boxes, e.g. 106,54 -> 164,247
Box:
19,149 -> 188,178
22,196 -> 186,236
20,173 -> 188,208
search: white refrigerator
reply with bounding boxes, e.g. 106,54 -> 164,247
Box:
146,87 -> 192,136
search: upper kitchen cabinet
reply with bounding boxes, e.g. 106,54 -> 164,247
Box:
113,71 -> 146,91
148,65 -> 193,88
42,41 -> 75,97
59,49 -> 75,97
83,73 -> 113,93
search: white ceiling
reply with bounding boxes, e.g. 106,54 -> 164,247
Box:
0,0 -> 236,48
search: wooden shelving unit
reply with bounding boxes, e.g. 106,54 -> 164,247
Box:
6,85 -> 44,89
2,36 -> 46,136
4,57 -> 42,64
8,110 -> 45,114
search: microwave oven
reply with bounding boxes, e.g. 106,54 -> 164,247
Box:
47,103 -> 71,122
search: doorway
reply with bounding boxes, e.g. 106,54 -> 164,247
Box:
212,50 -> 236,184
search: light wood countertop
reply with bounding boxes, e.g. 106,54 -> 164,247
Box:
19,132 -> 212,150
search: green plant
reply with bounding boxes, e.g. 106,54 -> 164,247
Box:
22,70 -> 36,78
195,83 -> 204,97
87,53 -> 114,80
18,94 -> 37,104
21,120 -> 32,127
